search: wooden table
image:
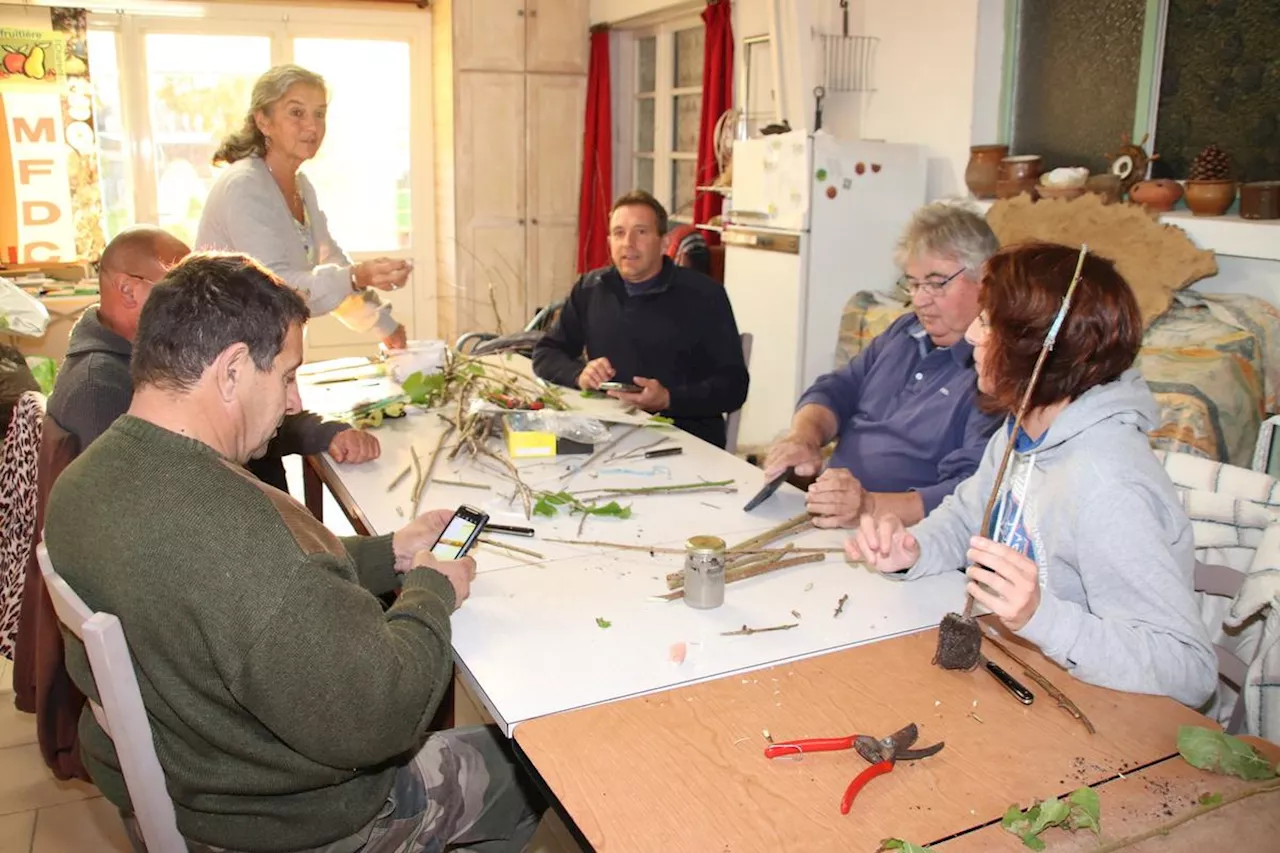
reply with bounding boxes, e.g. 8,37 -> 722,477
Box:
514,624 -> 1239,853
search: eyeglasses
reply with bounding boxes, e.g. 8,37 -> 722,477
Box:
898,267 -> 965,298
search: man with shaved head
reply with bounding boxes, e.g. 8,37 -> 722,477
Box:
48,225 -> 377,477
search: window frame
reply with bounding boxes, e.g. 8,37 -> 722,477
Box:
83,0 -> 436,340
999,0 -> 1169,155
612,14 -> 704,224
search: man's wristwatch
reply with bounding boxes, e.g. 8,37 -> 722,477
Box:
349,266 -> 361,291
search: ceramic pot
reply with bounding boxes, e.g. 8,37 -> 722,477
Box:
996,178 -> 1038,200
1128,179 -> 1184,213
1241,181 -> 1280,220
965,145 -> 1008,199
999,155 -> 1043,185
1085,174 -> 1122,204
1184,180 -> 1237,216
1036,185 -> 1086,202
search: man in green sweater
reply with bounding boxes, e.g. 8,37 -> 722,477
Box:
45,253 -> 541,852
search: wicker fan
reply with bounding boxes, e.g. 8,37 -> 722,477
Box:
712,107 -> 742,188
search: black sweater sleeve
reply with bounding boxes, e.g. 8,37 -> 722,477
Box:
665,284 -> 750,419
271,411 -> 349,457
532,276 -> 589,388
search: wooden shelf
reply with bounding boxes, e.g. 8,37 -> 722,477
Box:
970,197 -> 1280,262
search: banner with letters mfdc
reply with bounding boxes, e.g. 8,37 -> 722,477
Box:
0,26 -> 73,265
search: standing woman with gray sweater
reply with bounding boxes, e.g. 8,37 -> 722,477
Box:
196,64 -> 409,350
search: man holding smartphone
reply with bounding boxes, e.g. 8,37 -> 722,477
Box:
532,190 -> 749,448
44,254 -> 541,852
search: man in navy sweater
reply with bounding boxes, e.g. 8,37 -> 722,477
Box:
533,190 -> 749,448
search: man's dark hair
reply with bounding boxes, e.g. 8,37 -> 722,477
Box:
610,189 -> 669,236
131,253 -> 310,392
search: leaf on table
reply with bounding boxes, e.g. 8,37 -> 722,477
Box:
595,617 -> 612,629
647,415 -> 675,426
877,840 -> 936,853
1001,804 -> 1030,835
1198,792 -> 1223,806
533,498 -> 558,518
587,500 -> 633,519
402,371 -> 445,406
1066,787 -> 1101,833
1177,725 -> 1278,780
1027,798 -> 1069,835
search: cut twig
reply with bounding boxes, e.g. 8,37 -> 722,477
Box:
658,553 -> 825,600
434,479 -> 491,490
387,464 -> 412,492
729,513 -> 813,553
1092,776 -> 1280,852
726,543 -> 795,572
833,594 -> 849,618
560,423 -> 645,482
721,622 -> 799,636
541,537 -> 839,556
984,632 -> 1097,735
668,545 -> 790,589
573,479 -> 736,499
477,537 -> 545,560
409,447 -> 423,514
415,421 -> 456,515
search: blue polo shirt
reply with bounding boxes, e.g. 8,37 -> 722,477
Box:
796,313 -> 1001,512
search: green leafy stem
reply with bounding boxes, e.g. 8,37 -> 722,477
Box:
1001,787 -> 1100,851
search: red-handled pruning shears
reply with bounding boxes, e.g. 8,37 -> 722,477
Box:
764,723 -> 944,814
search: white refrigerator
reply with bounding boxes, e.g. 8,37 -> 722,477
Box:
722,130 -> 927,450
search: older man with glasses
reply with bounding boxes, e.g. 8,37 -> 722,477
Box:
763,201 -> 1003,528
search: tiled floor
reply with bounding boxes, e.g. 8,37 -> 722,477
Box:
0,464 -> 581,852
0,656 -> 579,852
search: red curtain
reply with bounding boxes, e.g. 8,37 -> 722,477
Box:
577,27 -> 613,274
693,0 -> 733,244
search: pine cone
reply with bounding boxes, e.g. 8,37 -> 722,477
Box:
1189,144 -> 1231,181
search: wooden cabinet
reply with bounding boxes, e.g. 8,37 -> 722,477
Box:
455,0 -> 588,75
526,0 -> 589,74
435,0 -> 588,341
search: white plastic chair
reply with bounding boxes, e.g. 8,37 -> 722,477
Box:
38,543 -> 187,853
724,332 -> 753,456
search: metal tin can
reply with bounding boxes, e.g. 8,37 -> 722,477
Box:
684,535 -> 726,609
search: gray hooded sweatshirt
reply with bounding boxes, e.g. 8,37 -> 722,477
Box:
905,368 -> 1217,708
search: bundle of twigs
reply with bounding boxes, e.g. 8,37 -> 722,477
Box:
657,550 -> 826,602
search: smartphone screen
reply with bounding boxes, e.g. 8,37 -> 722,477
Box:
430,506 -> 489,560
599,381 -> 642,393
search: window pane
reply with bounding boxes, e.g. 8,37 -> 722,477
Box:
87,29 -> 133,238
637,36 -> 656,93
1155,0 -> 1280,182
294,38 -> 412,252
145,34 -> 271,246
636,96 -> 655,153
673,93 -> 701,153
672,159 -> 696,219
1009,0 -> 1144,172
674,27 -> 704,88
634,157 -> 654,195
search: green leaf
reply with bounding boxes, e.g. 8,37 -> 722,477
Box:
543,491 -> 573,505
595,617 -> 611,629
1066,787 -> 1101,833
1019,833 -> 1046,851
586,500 -> 632,518
1001,804 -> 1026,832
401,370 -> 445,406
1027,798 -> 1069,835
532,498 -> 558,517
1198,792 -> 1223,806
1177,725 -> 1278,781
877,840 -> 935,853
646,415 -> 675,426
580,389 -> 606,398
463,363 -> 486,376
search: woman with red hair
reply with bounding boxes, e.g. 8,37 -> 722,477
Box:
848,242 -> 1217,707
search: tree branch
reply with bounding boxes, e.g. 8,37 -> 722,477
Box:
721,622 -> 799,636
1091,776 -> 1280,852
984,633 -> 1097,735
